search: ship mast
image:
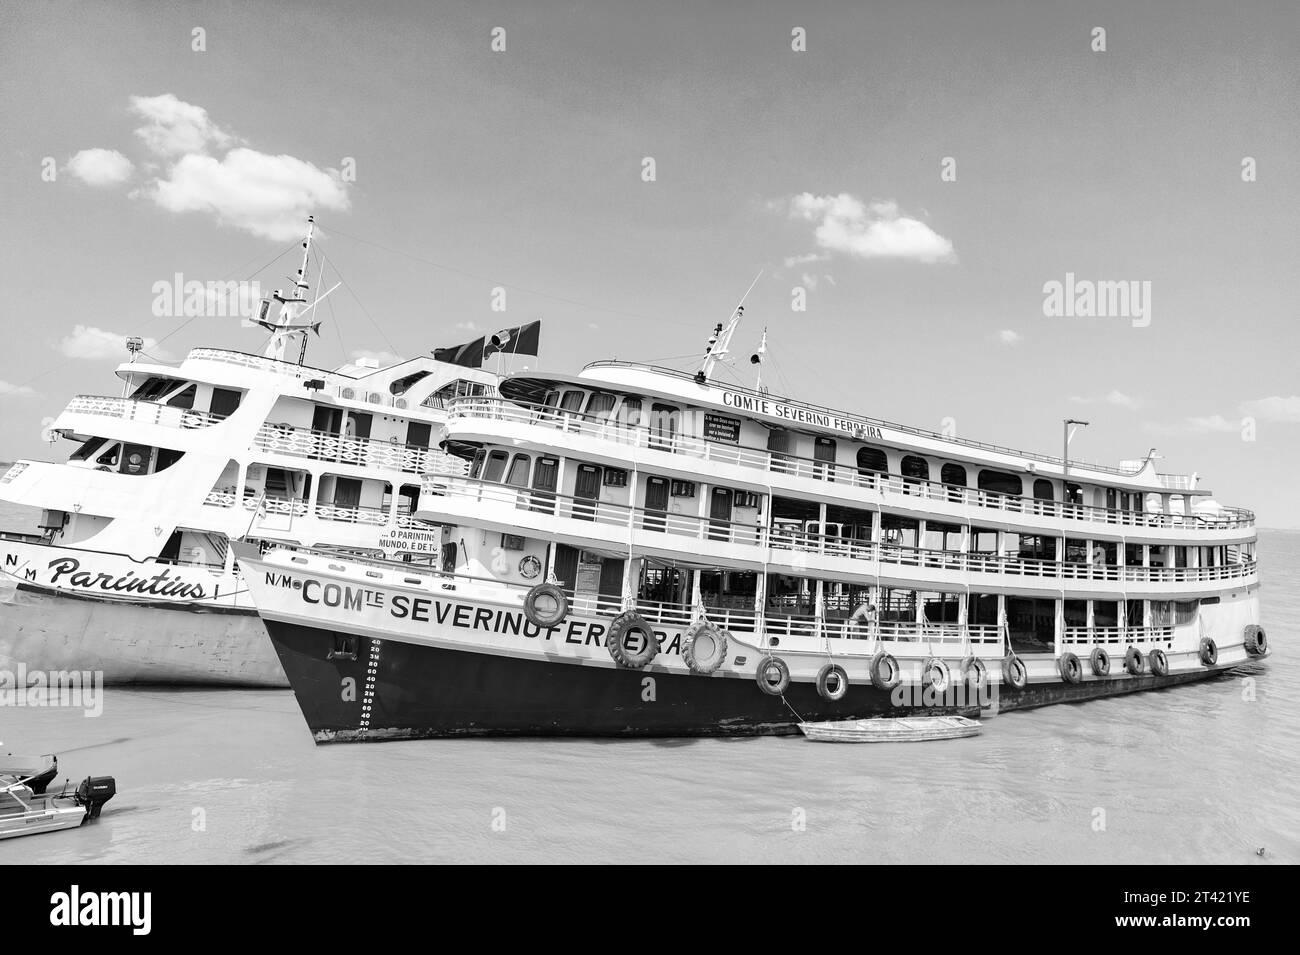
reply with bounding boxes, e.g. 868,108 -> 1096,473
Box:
696,271 -> 762,384
261,215 -> 317,364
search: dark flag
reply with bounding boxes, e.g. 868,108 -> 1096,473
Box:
483,321 -> 541,360
432,335 -> 486,367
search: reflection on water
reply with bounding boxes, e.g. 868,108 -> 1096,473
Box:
2,497 -> 1296,863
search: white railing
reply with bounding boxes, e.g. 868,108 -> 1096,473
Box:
254,424 -> 468,477
241,493 -> 309,517
447,397 -> 1253,531
203,488 -> 238,508
314,503 -> 389,526
1061,626 -> 1176,647
188,348 -> 329,381
64,395 -> 226,429
425,474 -> 1259,587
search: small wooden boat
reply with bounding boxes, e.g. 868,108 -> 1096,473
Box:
0,754 -> 116,840
798,715 -> 981,743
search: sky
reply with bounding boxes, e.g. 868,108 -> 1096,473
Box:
1,0 -> 1298,525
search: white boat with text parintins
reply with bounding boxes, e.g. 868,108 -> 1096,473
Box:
239,304 -> 1268,739
0,218 -> 500,685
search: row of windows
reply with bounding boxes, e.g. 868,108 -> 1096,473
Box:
535,387 -> 1150,511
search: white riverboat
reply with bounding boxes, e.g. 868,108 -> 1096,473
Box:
239,305 -> 1267,739
0,220 -> 496,685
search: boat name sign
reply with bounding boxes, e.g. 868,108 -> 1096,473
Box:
721,390 -> 885,439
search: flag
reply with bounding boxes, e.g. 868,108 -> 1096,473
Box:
433,336 -> 486,367
483,321 -> 541,360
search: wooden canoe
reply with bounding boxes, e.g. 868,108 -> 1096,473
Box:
797,715 -> 981,743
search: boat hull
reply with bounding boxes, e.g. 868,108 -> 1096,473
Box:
264,618 -> 1243,742
0,582 -> 284,687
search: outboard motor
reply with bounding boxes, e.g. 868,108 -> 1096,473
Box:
75,776 -> 116,820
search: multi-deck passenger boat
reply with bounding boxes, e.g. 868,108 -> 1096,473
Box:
241,307 -> 1268,739
0,220 -> 494,685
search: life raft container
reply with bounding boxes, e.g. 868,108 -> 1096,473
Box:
1198,637 -> 1218,667
869,651 -> 900,691
682,620 -> 728,675
604,611 -> 658,669
756,656 -> 790,696
922,657 -> 951,694
1058,651 -> 1083,684
1149,647 -> 1170,677
523,583 -> 568,629
1243,625 -> 1267,656
1090,646 -> 1111,677
1002,653 -> 1028,691
816,663 -> 849,702
1124,646 -> 1145,676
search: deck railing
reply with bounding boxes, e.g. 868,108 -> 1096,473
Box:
424,474 -> 1258,587
447,397 -> 1253,531
1061,626 -> 1176,647
253,423 -> 468,477
64,395 -> 227,430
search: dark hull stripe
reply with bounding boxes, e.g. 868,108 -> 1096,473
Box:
264,620 -> 1238,743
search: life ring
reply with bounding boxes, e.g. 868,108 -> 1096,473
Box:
756,656 -> 790,696
922,657 -> 951,694
869,651 -> 900,691
1149,647 -> 1170,677
960,655 -> 989,696
1198,637 -> 1218,667
1090,646 -> 1111,677
1002,653 -> 1028,691
683,620 -> 728,675
522,583 -> 568,628
1058,651 -> 1083,684
1243,625 -> 1267,656
605,611 -> 659,669
1124,647 -> 1145,676
816,663 -> 849,702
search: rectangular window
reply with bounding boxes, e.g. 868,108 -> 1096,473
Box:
733,491 -> 760,509
670,480 -> 696,498
501,534 -> 525,551
603,467 -> 628,487
621,397 -> 642,428
482,450 -> 509,483
505,454 -> 531,488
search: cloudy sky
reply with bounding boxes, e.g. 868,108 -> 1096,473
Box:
1,1 -> 1297,526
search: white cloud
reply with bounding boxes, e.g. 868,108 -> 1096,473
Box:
800,271 -> 819,289
775,193 -> 956,264
783,252 -> 826,268
1239,395 -> 1300,423
0,379 -> 37,398
142,148 -> 349,241
130,94 -> 235,157
66,148 -> 134,186
57,326 -> 168,361
997,329 -> 1022,346
1184,414 -> 1238,433
66,94 -> 351,240
1069,390 -> 1138,410
349,349 -> 402,367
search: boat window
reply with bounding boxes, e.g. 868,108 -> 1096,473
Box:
856,446 -> 887,474
389,371 -> 430,396
71,437 -> 107,462
542,391 -> 560,408
940,463 -> 967,487
670,480 -> 695,498
469,449 -> 486,479
210,387 -> 242,417
1033,479 -> 1054,501
620,397 -> 642,427
650,404 -> 679,449
1105,487 -> 1117,509
129,377 -> 176,402
585,393 -> 617,420
559,391 -> 586,413
978,469 -> 1022,496
166,384 -> 197,409
900,455 -> 929,481
1064,482 -> 1083,505
155,447 -> 184,472
505,454 -> 531,488
482,450 -> 509,483
603,467 -> 628,488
